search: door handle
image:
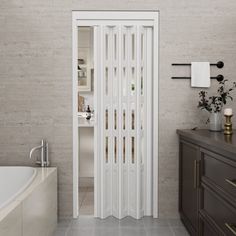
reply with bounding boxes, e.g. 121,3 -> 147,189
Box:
196,160 -> 200,188
194,160 -> 197,189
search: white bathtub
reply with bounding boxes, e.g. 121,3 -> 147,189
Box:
0,166 -> 36,210
0,166 -> 57,236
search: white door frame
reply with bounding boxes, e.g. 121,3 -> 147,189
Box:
72,10 -> 159,218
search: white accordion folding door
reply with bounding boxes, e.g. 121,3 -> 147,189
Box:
95,22 -> 154,219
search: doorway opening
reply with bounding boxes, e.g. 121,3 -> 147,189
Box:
79,127 -> 94,216
78,26 -> 94,216
72,11 -> 159,219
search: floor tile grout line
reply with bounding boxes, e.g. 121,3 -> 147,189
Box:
169,222 -> 179,236
169,225 -> 176,236
65,224 -> 71,236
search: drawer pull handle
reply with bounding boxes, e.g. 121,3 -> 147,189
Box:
194,160 -> 197,189
196,160 -> 200,188
193,160 -> 200,189
225,178 -> 236,188
225,223 -> 236,235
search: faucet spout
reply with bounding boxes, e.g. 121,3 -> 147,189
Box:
29,145 -> 43,159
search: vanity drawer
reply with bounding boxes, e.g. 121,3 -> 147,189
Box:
201,185 -> 236,236
202,150 -> 236,200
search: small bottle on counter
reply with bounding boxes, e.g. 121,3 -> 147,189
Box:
86,105 -> 91,120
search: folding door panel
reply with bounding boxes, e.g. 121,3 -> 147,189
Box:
97,23 -> 153,219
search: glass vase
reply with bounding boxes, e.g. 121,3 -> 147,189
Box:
209,112 -> 222,132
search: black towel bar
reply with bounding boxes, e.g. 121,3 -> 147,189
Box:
171,74 -> 224,82
172,61 -> 224,69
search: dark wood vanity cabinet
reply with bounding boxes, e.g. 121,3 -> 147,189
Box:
178,130 -> 236,236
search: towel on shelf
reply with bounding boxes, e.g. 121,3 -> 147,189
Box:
191,62 -> 210,88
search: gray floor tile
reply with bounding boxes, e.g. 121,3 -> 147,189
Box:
70,216 -> 99,228
79,187 -> 94,215
53,227 -> 68,236
142,217 -> 169,228
57,218 -> 72,228
168,219 -> 184,227
67,227 -> 96,236
67,227 -> 120,236
54,217 -> 188,236
171,227 -> 190,236
146,227 -> 173,236
96,216 -> 120,228
71,216 -> 120,229
119,217 -> 144,228
119,228 -> 147,236
94,228 -> 120,236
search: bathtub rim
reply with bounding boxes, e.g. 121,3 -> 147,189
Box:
0,166 -> 37,211
0,167 -> 57,222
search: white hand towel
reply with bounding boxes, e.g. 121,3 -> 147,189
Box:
191,62 -> 210,88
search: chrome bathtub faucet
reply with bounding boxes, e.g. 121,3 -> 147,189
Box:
29,139 -> 49,167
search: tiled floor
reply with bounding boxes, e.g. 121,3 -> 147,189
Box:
53,216 -> 190,236
79,187 -> 94,215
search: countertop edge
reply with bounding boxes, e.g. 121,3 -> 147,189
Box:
177,129 -> 236,158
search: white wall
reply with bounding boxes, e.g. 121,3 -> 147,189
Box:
78,27 -> 94,180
